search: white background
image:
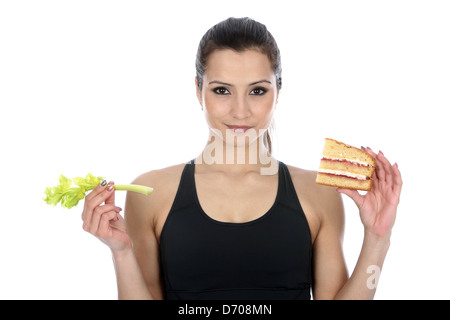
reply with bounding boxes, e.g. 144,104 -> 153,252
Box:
1,0 -> 449,299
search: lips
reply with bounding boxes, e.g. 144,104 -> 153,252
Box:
226,125 -> 253,133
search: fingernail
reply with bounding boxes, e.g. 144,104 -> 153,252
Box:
379,150 -> 384,156
101,180 -> 107,187
361,146 -> 366,151
394,162 -> 398,168
107,183 -> 114,191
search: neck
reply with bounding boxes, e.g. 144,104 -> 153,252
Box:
195,129 -> 278,176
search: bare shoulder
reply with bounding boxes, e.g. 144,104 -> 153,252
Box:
125,163 -> 187,235
132,163 -> 186,199
285,164 -> 345,242
286,165 -> 341,203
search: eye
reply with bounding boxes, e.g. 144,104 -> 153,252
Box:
213,87 -> 230,95
250,87 -> 267,96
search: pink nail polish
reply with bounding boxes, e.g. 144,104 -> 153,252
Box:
107,183 -> 114,191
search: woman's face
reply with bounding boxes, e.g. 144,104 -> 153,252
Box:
197,49 -> 278,148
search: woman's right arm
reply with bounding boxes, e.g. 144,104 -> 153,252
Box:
111,244 -> 154,300
123,173 -> 165,300
81,180 -> 157,300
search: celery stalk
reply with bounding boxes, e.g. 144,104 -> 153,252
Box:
43,173 -> 153,209
113,184 -> 153,195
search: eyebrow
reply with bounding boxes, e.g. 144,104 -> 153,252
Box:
208,79 -> 272,86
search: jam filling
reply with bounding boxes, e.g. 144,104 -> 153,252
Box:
321,157 -> 373,168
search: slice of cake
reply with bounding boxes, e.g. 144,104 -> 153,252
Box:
316,138 -> 376,191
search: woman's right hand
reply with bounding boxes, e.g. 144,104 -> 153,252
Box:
81,181 -> 132,253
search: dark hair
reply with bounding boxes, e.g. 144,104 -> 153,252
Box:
195,17 -> 281,155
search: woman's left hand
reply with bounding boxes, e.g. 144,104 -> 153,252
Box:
337,147 -> 403,239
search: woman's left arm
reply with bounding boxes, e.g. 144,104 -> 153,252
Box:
335,148 -> 403,299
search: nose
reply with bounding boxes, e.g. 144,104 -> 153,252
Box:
230,95 -> 251,120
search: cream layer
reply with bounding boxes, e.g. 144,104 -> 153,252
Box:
318,169 -> 368,181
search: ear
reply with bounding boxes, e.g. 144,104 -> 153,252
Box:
195,77 -> 202,106
275,88 -> 280,108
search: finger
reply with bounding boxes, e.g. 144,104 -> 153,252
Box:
367,147 -> 385,182
365,146 -> 377,159
85,180 -> 108,202
392,162 -> 403,198
88,204 -> 122,235
378,151 -> 393,187
82,180 -> 107,221
90,181 -> 115,202
82,182 -> 116,227
111,210 -> 124,224
104,181 -> 116,205
83,203 -> 120,234
96,210 -> 120,239
86,182 -> 116,212
336,188 -> 364,209
365,147 -> 381,189
371,169 -> 379,190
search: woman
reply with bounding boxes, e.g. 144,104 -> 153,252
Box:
81,17 -> 402,300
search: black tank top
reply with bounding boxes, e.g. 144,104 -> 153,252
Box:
160,160 -> 312,300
